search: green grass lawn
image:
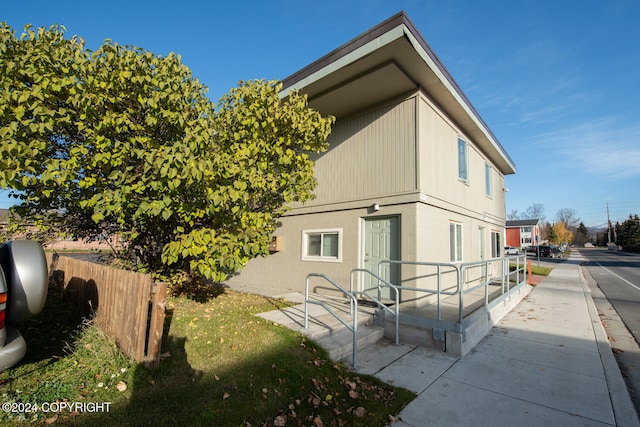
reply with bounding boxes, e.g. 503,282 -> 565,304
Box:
528,264 -> 553,276
0,281 -> 415,426
510,263 -> 552,277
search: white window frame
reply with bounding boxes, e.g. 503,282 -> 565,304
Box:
457,138 -> 469,183
450,221 -> 463,262
485,163 -> 493,198
491,230 -> 501,258
478,226 -> 486,261
301,228 -> 342,262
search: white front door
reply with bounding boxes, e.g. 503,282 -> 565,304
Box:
362,216 -> 400,300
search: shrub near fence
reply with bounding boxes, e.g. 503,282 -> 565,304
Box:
46,253 -> 167,368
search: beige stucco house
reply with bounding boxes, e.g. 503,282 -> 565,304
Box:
226,12 -> 516,301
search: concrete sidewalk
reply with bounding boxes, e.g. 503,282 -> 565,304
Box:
387,252 -> 639,426
244,252 -> 639,426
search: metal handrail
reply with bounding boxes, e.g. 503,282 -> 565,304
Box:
304,273 -> 359,368
349,268 -> 400,344
458,254 -> 527,323
510,254 -> 526,287
378,255 -> 527,325
303,255 -> 528,364
378,260 -> 461,321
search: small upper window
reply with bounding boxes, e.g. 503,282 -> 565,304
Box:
485,163 -> 493,197
458,138 -> 468,182
302,229 -> 342,262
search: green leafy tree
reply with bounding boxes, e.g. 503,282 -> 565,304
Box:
617,214 -> 640,251
542,221 -> 556,243
574,222 -> 589,246
0,23 -> 334,283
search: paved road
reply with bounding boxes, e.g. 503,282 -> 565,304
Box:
579,247 -> 640,416
580,248 -> 640,344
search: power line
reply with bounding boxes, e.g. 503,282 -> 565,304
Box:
508,201 -> 640,229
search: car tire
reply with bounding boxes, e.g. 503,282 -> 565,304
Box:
0,241 -> 48,324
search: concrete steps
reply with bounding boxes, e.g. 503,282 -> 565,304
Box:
255,293 -> 385,363
256,279 -> 531,366
318,323 -> 385,362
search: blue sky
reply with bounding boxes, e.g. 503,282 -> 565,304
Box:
2,0 -> 639,228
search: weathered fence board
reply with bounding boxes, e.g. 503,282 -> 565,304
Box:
46,253 -> 166,367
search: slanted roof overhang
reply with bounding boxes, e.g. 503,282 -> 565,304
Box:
506,219 -> 542,228
281,11 -> 516,175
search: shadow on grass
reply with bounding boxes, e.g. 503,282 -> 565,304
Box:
169,280 -> 226,303
10,278 -> 85,367
68,331 -> 413,426
3,281 -> 413,426
73,338 -> 407,426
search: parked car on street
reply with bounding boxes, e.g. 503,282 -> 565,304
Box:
504,246 -> 519,255
539,246 -> 554,257
526,245 -> 561,258
0,240 -> 48,372
550,246 -> 563,258
525,245 -> 538,255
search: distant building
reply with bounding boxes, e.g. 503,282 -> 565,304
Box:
506,219 -> 542,249
0,208 -> 117,251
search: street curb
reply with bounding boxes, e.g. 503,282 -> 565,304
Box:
580,265 -> 640,427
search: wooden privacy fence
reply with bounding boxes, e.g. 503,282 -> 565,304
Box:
46,253 -> 167,368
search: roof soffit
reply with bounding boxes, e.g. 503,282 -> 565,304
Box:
281,12 -> 516,175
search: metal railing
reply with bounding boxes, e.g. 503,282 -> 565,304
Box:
378,260 -> 460,321
303,254 -> 528,362
458,254 -> 527,324
509,254 -> 527,287
349,269 -> 400,344
304,273 -> 359,368
379,253 -> 527,326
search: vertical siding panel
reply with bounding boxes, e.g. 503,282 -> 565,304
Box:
313,97 -> 415,204
417,92 -> 507,223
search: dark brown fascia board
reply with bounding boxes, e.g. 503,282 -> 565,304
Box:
281,11 -> 516,173
506,219 -> 542,227
282,11 -> 409,90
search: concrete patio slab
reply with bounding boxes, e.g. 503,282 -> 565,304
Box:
371,346 -> 458,394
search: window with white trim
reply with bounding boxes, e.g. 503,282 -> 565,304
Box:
485,163 -> 493,197
458,138 -> 468,182
491,231 -> 501,258
302,229 -> 342,262
449,222 -> 463,262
